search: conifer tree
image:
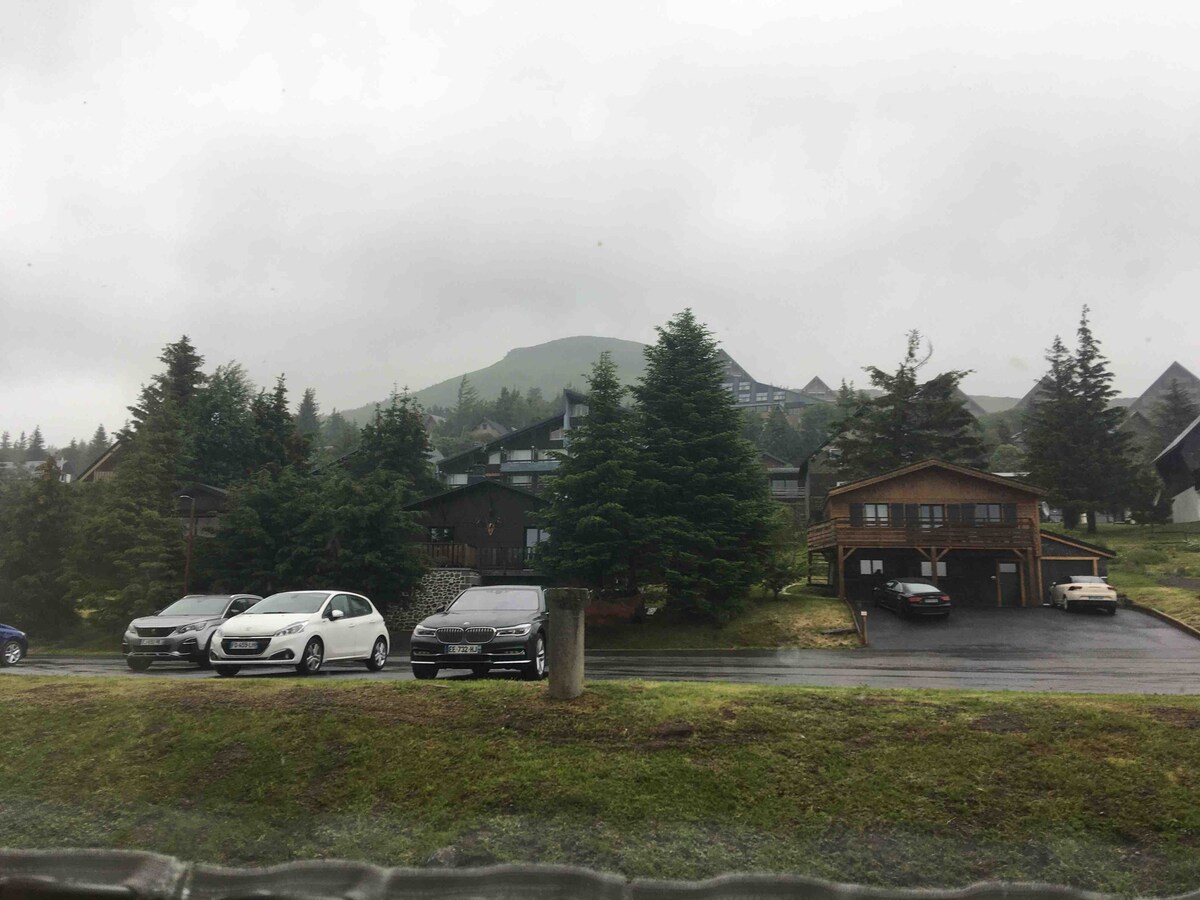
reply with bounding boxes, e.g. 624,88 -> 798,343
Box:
0,460 -> 76,634
538,352 -> 642,593
631,310 -> 775,622
1024,335 -> 1084,526
25,426 -> 46,461
295,388 -> 322,438
1150,379 -> 1200,451
348,390 -> 439,496
832,332 -> 984,481
88,425 -> 109,460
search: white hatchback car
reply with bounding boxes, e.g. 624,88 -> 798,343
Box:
209,590 -> 390,676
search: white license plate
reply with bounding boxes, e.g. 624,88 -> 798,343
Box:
446,644 -> 482,654
140,639 -> 167,646
230,641 -> 258,650
924,598 -> 941,603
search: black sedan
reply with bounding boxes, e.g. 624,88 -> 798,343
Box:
0,622 -> 28,666
410,585 -> 548,680
872,580 -> 952,617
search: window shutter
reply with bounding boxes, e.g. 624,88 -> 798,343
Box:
849,503 -> 864,526
1002,503 -> 1017,524
890,503 -> 906,526
947,504 -> 961,525
960,503 -> 976,526
904,503 -> 919,526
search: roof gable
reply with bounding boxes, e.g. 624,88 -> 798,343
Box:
826,459 -> 1044,504
403,478 -> 548,511
1128,361 -> 1200,415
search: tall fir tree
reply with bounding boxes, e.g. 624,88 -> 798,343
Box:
348,390 -> 439,497
1149,379 -> 1200,451
538,352 -> 643,593
759,406 -> 806,462
88,425 -> 109,461
25,426 -> 46,461
250,375 -> 308,473
188,363 -> 258,485
631,310 -> 775,622
1024,335 -> 1085,526
0,459 -> 76,635
832,332 -> 984,481
295,388 -> 322,438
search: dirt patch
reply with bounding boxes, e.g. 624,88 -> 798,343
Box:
968,713 -> 1030,734
1146,706 -> 1200,728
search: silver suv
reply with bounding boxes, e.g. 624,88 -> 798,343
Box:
123,594 -> 262,670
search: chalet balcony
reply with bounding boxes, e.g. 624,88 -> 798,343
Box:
807,518 -> 1038,551
421,543 -> 538,574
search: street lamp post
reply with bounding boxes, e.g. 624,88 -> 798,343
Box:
180,494 -> 197,595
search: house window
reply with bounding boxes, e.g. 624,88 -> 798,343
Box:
918,504 -> 945,527
773,392 -> 785,401
920,561 -> 948,577
488,451 -> 501,465
445,473 -> 468,486
771,479 -> 799,494
549,428 -> 564,442
524,526 -> 550,560
975,504 -> 1003,524
738,383 -> 751,392
998,562 -> 1018,574
428,527 -> 454,543
862,503 -> 890,526
859,559 -> 885,576
508,449 -> 533,462
509,474 -> 533,486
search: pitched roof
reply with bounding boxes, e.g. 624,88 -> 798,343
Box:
403,477 -> 548,510
1039,530 -> 1117,558
1013,376 -> 1054,414
825,459 -> 1045,500
1154,411 -> 1200,463
1128,361 -> 1200,415
802,377 -> 834,395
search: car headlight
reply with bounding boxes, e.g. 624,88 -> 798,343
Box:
413,625 -> 437,637
175,621 -> 210,634
496,623 -> 532,636
274,621 -> 307,637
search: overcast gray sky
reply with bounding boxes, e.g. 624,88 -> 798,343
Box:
3,0 -> 1199,446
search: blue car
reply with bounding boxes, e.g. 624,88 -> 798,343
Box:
1,623 -> 28,667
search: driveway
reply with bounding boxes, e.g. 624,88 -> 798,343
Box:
860,603 -> 1195,654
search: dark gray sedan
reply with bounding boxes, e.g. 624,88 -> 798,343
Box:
872,579 -> 952,618
410,585 -> 549,680
122,594 -> 261,670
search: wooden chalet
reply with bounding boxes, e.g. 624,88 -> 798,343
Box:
404,479 -> 550,581
807,460 -> 1115,607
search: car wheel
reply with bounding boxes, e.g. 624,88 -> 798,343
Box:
1107,607 -> 1117,616
297,638 -> 323,676
521,633 -> 547,681
197,637 -> 214,669
1,639 -> 22,667
214,665 -> 240,677
412,666 -> 438,680
365,637 -> 388,671
125,657 -> 152,671
1063,599 -> 1073,613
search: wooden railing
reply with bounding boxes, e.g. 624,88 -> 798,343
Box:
807,518 -> 1037,550
422,542 -> 477,568
422,543 -> 537,571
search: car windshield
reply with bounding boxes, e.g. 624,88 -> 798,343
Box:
1068,576 -> 1107,583
250,592 -> 329,614
902,583 -> 944,595
157,596 -> 230,616
449,588 -> 540,612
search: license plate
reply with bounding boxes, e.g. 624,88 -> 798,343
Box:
924,598 -> 941,603
140,639 -> 167,646
230,641 -> 258,650
446,644 -> 482,654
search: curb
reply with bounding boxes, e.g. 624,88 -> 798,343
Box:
1127,602 -> 1200,641
0,849 -> 1153,900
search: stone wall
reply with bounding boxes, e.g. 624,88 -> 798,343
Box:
385,568 -> 481,634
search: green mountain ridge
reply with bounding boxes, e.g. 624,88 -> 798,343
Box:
340,336 -> 650,425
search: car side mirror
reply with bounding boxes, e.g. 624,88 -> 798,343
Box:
330,608 -> 345,621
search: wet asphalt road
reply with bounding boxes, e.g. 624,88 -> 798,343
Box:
6,608 -> 1200,693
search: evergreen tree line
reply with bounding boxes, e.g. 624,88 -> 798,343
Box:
426,381 -> 563,457
0,425 -> 112,473
0,337 -> 438,638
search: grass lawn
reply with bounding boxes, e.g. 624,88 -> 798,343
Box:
1090,523 -> 1200,631
2,677 -> 1199,895
586,584 -> 858,650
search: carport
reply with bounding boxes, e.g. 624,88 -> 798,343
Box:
1039,531 -> 1116,602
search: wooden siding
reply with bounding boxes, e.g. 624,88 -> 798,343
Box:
825,466 -> 1040,523
809,518 -> 1037,551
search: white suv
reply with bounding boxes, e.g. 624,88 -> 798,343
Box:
209,590 -> 390,676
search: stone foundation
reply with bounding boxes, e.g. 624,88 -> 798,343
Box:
385,568 -> 481,634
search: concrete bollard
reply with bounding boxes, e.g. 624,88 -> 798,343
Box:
860,610 -> 868,646
546,588 -> 590,700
